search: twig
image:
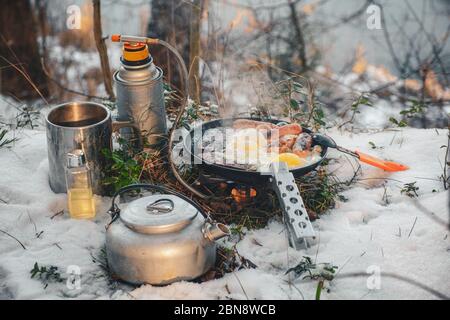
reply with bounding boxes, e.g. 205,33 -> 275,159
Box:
0,55 -> 48,105
50,210 -> 64,220
376,3 -> 404,75
335,272 -> 449,300
333,257 -> 352,278
92,0 -> 115,101
53,243 -> 62,250
0,229 -> 26,250
319,0 -> 371,32
41,59 -> 108,100
314,229 -> 321,264
442,131 -> 450,190
408,216 -> 418,238
306,81 -> 316,125
232,271 -> 249,300
283,279 -> 305,300
412,199 -> 449,230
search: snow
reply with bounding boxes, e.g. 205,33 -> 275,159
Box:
0,98 -> 449,300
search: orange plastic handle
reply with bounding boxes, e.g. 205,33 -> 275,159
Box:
111,34 -> 159,45
111,34 -> 121,42
355,151 -> 409,172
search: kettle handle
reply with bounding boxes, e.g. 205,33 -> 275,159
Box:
107,183 -> 210,221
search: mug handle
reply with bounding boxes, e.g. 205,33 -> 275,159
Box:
111,120 -> 143,149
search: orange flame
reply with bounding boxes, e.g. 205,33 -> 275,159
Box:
231,187 -> 257,204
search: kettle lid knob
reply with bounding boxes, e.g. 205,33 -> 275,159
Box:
146,199 -> 174,214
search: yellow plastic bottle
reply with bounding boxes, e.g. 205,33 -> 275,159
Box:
65,150 -> 96,219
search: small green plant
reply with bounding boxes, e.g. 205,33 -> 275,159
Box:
102,100 -> 117,111
181,99 -> 200,125
15,105 -> 40,129
30,262 -> 64,289
163,82 -> 178,104
389,117 -> 407,127
351,94 -> 373,110
309,103 -> 326,128
198,101 -> 219,118
390,99 -> 427,127
286,256 -> 338,281
229,225 -> 244,236
338,93 -> 373,128
276,78 -> 327,129
299,167 -> 348,216
400,100 -> 427,118
102,140 -> 142,193
0,128 -> 17,149
401,182 -> 419,198
286,256 -> 338,300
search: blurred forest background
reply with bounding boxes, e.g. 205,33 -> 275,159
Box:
0,0 -> 449,129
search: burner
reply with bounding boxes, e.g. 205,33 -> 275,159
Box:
197,168 -> 264,203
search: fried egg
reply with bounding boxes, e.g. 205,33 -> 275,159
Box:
272,153 -> 306,169
208,127 -> 322,172
224,129 -> 270,166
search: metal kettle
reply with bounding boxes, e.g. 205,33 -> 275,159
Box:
105,184 -> 230,285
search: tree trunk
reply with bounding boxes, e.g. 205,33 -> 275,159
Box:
189,0 -> 202,104
0,0 -> 49,100
92,0 -> 115,101
147,0 -> 197,97
288,0 -> 307,70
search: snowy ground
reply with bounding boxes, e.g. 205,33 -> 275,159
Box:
0,100 -> 448,300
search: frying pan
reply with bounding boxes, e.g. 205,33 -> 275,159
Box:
179,116 -> 409,249
183,117 -> 329,185
182,117 -> 328,249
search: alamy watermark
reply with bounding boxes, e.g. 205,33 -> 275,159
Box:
366,4 -> 382,30
66,5 -> 81,30
66,265 -> 82,290
366,265 -> 381,290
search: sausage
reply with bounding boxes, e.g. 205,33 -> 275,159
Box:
293,133 -> 312,152
270,123 -> 302,138
233,119 -> 277,130
256,123 -> 278,131
280,123 -> 302,136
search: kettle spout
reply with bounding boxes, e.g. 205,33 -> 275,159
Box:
203,223 -> 230,242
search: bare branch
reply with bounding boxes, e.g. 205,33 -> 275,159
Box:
93,0 -> 115,101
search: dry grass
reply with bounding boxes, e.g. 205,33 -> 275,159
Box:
135,141 -> 348,231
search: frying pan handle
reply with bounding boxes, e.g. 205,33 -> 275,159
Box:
312,134 -> 361,158
311,133 -> 337,149
356,151 -> 409,172
269,163 -> 315,249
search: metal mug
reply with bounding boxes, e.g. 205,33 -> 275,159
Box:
45,101 -> 140,195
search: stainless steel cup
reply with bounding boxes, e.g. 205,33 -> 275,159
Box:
45,102 -> 138,195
